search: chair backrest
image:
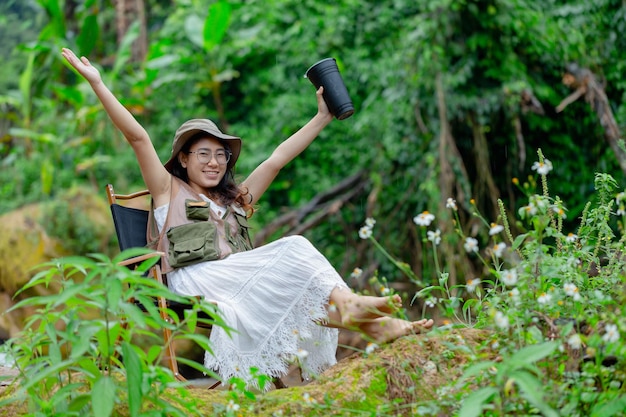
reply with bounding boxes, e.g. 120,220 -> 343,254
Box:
106,184 -> 151,251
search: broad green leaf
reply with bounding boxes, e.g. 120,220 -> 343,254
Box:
203,1 -> 231,52
92,375 -> 116,417
184,14 -> 204,48
77,14 -> 99,57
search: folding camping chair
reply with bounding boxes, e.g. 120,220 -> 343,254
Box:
105,183 -> 220,388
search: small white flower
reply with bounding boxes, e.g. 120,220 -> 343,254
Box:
464,237 -> 479,253
567,334 -> 582,350
446,198 -> 457,210
226,400 -> 240,412
532,195 -> 549,210
489,223 -> 504,236
553,206 -> 567,219
537,292 -> 552,305
350,267 -> 363,280
501,269 -> 518,287
358,226 -> 372,239
427,229 -> 442,245
379,285 -> 390,295
507,288 -> 521,304
303,393 -> 317,404
425,298 -> 436,308
466,278 -> 481,293
564,283 -> 578,297
365,343 -> 378,354
414,211 -> 435,226
491,341 -> 500,350
494,311 -> 509,330
531,159 -> 553,175
602,324 -> 620,344
519,203 -> 538,218
617,206 -> 626,216
365,217 -> 376,228
493,242 -> 507,258
328,302 -> 337,313
616,192 -> 626,203
565,233 -> 578,243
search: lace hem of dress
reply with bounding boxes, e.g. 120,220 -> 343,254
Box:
204,268 -> 346,390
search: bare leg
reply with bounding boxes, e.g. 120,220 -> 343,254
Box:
359,317 -> 435,344
328,287 -> 402,328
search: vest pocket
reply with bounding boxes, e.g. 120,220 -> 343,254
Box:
233,213 -> 254,251
167,222 -> 220,268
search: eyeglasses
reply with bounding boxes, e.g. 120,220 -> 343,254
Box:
188,149 -> 231,165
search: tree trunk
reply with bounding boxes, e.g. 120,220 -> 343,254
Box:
114,0 -> 148,62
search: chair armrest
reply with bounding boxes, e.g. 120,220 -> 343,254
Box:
118,251 -> 165,267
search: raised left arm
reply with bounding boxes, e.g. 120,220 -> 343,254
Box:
242,87 -> 333,205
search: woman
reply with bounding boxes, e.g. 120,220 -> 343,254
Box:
61,48 -> 433,386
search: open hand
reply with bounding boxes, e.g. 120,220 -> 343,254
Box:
61,48 -> 102,85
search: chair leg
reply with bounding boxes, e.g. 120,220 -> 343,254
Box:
161,326 -> 184,381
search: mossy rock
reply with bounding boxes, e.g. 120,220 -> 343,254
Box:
0,186 -> 117,339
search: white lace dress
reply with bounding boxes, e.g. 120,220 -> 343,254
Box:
154,197 -> 349,385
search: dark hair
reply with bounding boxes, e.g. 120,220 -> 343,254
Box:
170,133 -> 253,214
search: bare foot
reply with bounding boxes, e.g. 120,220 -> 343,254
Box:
339,294 -> 403,327
360,317 -> 434,344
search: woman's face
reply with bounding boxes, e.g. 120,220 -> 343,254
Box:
179,137 -> 228,194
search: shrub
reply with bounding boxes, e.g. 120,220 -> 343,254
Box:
359,150 -> 626,416
0,250 -> 229,416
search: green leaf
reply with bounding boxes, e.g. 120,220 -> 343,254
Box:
106,277 -> 123,311
184,14 -> 204,48
111,21 -> 140,80
92,375 -> 116,417
8,127 -> 58,144
77,14 -> 99,57
18,51 -> 34,121
457,361 -> 496,386
122,342 -> 143,417
510,370 -> 559,417
511,233 -> 528,251
591,395 -> 626,417
509,342 -> 558,367
458,387 -> 499,417
203,1 -> 231,52
67,394 -> 92,413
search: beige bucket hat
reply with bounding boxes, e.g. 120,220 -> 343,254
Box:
164,119 -> 241,172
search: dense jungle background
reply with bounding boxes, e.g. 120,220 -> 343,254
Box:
1,0 -> 625,338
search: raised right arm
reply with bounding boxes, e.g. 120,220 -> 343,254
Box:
61,48 -> 171,206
